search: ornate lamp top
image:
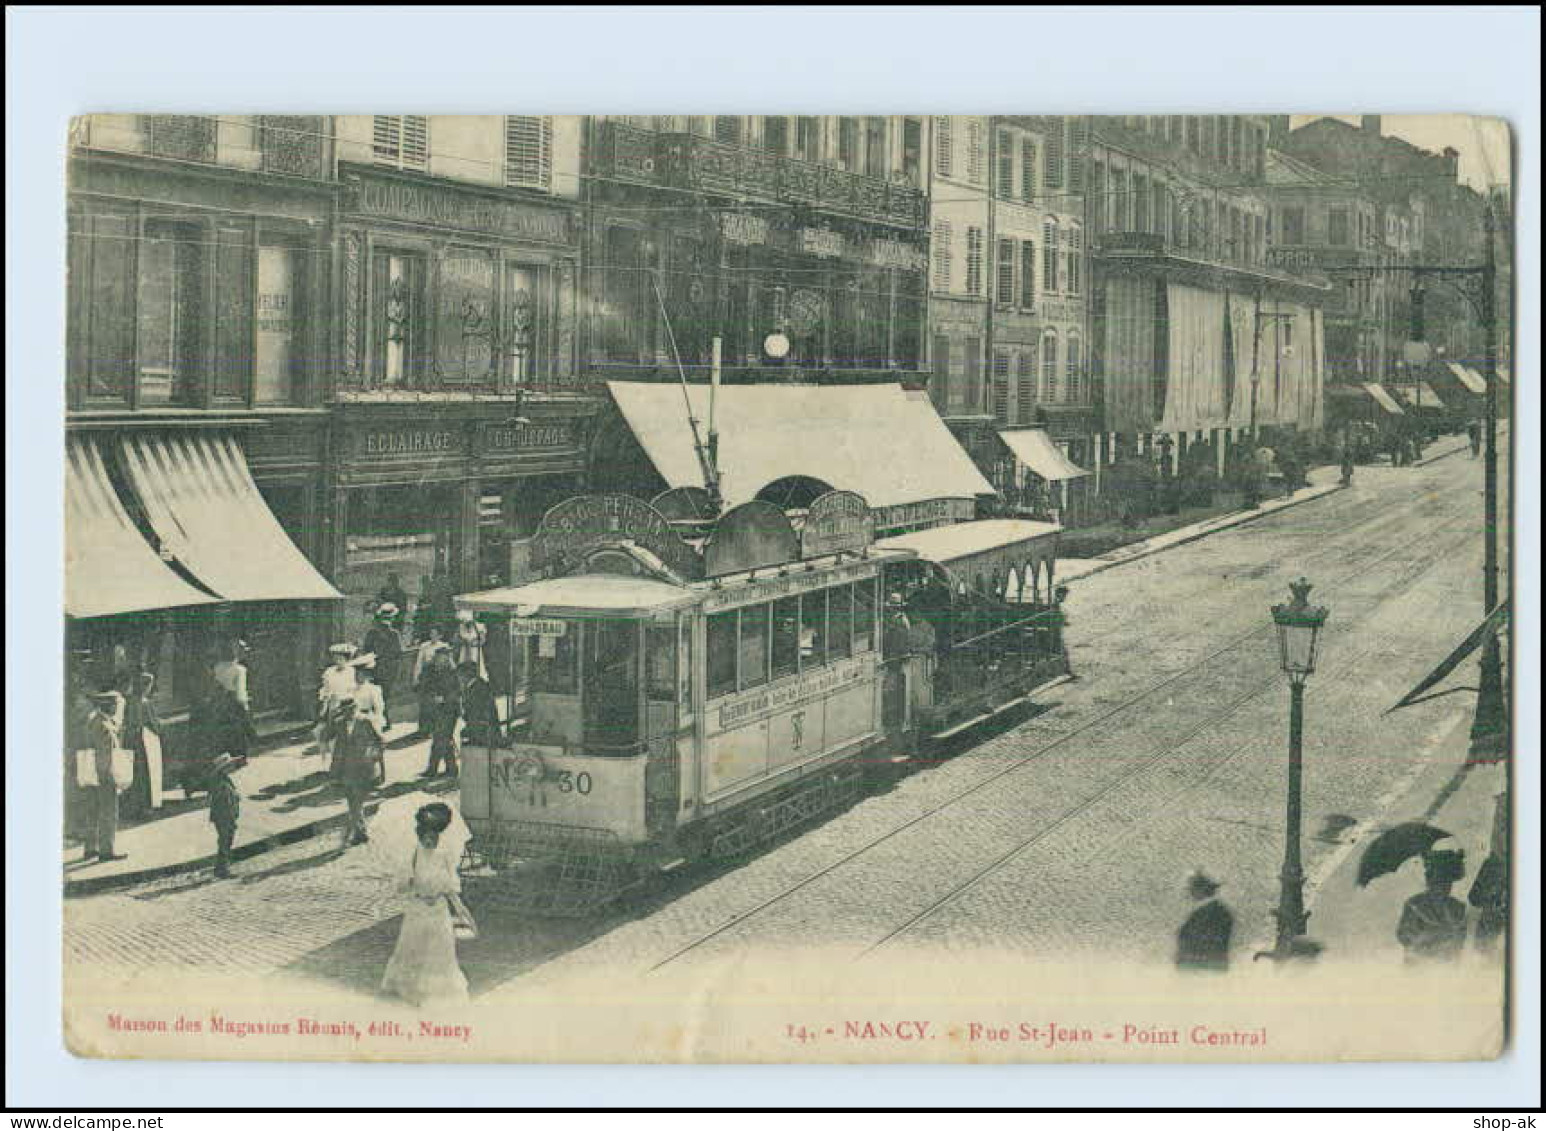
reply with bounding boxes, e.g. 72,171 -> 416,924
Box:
1273,577 -> 1329,627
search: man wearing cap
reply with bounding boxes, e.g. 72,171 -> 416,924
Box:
207,752 -> 242,879
360,605 -> 404,732
1175,871 -> 1233,972
83,690 -> 127,862
1397,849 -> 1468,963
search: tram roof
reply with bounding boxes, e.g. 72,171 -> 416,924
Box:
875,519 -> 1062,566
457,574 -> 694,617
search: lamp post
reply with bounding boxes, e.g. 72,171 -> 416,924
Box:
1259,578 -> 1329,963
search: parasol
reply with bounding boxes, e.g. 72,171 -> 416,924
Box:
1356,821 -> 1452,887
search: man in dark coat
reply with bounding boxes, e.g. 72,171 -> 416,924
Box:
1397,849 -> 1468,963
1176,871 -> 1233,972
456,660 -> 501,752
360,605 -> 403,731
419,646 -> 461,778
82,690 -> 127,862
332,699 -> 385,848
207,752 -> 242,879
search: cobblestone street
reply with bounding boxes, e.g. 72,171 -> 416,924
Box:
64,442 -> 1503,1005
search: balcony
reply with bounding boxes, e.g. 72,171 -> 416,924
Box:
71,115 -> 330,181
593,124 -> 927,230
142,114 -> 217,163
1097,230 -> 1331,293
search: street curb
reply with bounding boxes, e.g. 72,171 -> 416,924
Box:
1063,481 -> 1346,585
64,780 -> 455,897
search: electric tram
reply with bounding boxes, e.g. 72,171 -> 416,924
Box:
453,491 -> 1069,913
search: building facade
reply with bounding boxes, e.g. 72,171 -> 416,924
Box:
66,114 -> 340,723
1087,115 -> 1330,479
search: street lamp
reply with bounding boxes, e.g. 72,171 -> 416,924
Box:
1259,577 -> 1329,963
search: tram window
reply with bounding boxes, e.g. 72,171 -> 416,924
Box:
740,604 -> 770,689
800,590 -> 827,668
529,622 -> 577,695
707,611 -> 738,699
853,577 -> 879,652
828,585 -> 854,660
771,596 -> 800,680
646,624 -> 675,701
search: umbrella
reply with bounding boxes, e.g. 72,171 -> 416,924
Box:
1356,821 -> 1452,887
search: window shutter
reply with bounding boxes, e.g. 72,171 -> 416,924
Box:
966,119 -> 986,185
1065,227 -> 1081,296
1044,123 -> 1064,189
1067,118 -> 1086,191
1066,337 -> 1082,401
932,219 -> 952,291
1020,240 -> 1036,310
992,352 -> 1011,422
934,116 -> 953,178
1016,351 -> 1036,420
505,115 -> 553,189
1042,219 -> 1059,292
996,238 -> 1016,306
373,115 -> 428,169
402,116 -> 428,167
1021,139 -> 1037,201
996,133 -> 1015,199
965,226 -> 984,296
1042,333 -> 1059,400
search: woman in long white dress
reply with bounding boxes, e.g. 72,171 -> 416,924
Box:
381,802 -> 472,1007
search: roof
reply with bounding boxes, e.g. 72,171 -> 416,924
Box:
1265,149 -> 1357,190
457,574 -> 693,616
998,428 -> 1091,481
876,519 -> 1061,566
606,381 -> 995,510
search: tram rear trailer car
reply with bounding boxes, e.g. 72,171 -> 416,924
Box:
452,495 -> 1069,909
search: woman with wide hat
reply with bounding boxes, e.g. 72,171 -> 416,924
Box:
380,801 -> 473,1007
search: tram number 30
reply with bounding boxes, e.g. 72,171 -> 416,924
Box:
555,771 -> 593,796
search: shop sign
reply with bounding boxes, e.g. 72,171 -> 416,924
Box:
719,213 -> 770,246
870,239 -> 928,272
358,429 -> 462,458
533,494 -> 699,579
353,174 -> 573,245
510,618 -> 567,637
801,490 -> 875,558
484,422 -> 576,453
700,559 -> 877,613
799,227 -> 845,259
873,498 -> 973,531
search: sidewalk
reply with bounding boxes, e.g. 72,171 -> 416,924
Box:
1058,432 -> 1471,585
63,723 -> 456,896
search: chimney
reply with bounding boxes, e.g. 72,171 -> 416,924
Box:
1360,115 -> 1382,136
1441,146 -> 1460,181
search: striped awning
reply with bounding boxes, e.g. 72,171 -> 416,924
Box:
1446,362 -> 1487,395
65,437 -> 218,619
1397,383 -> 1445,410
1360,383 -> 1405,416
117,433 -> 342,602
998,428 -> 1092,482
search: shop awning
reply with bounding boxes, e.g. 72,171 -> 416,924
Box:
606,381 -> 994,510
998,428 -> 1092,482
66,437 -> 219,619
1361,383 -> 1405,416
1447,362 -> 1487,395
118,433 -> 342,603
1397,383 -> 1446,410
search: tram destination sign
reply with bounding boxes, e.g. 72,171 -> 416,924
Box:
801,490 -> 874,558
533,494 -> 701,580
509,618 -> 567,637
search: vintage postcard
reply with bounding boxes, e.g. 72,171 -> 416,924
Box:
61,113 -> 1514,1064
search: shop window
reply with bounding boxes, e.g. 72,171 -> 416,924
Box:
800,590 -> 827,669
853,577 -> 879,653
828,585 -> 855,660
771,596 -> 800,680
371,249 -> 426,387
529,623 -> 577,695
505,116 -> 553,191
707,611 -> 738,699
646,625 -> 676,702
739,605 -> 770,689
69,210 -> 136,404
136,220 -> 203,406
372,115 -> 428,170
340,483 -> 458,646
210,224 -> 253,401
255,244 -> 305,404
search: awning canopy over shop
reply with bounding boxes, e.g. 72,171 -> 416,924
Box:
1447,362 -> 1487,395
876,518 -> 1062,590
66,437 -> 219,619
1361,383 -> 1406,416
606,381 -> 994,511
1397,383 -> 1446,410
118,433 -> 342,603
998,428 -> 1091,482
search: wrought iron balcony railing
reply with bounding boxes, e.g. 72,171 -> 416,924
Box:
141,114 -> 218,163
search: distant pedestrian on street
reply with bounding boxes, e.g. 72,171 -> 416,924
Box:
1467,420 -> 1482,459
411,626 -> 448,738
81,690 -> 128,862
374,573 -> 410,634
1396,850 -> 1468,964
207,752 -> 242,879
360,605 -> 404,732
420,646 -> 461,778
211,639 -> 257,760
316,643 -> 358,764
1175,871 -> 1233,972
453,610 -> 489,681
122,670 -> 165,817
1340,445 -> 1356,489
332,699 -> 386,849
456,660 -> 500,753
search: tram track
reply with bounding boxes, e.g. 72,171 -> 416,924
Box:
646,486 -> 1478,972
856,519 -> 1477,958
